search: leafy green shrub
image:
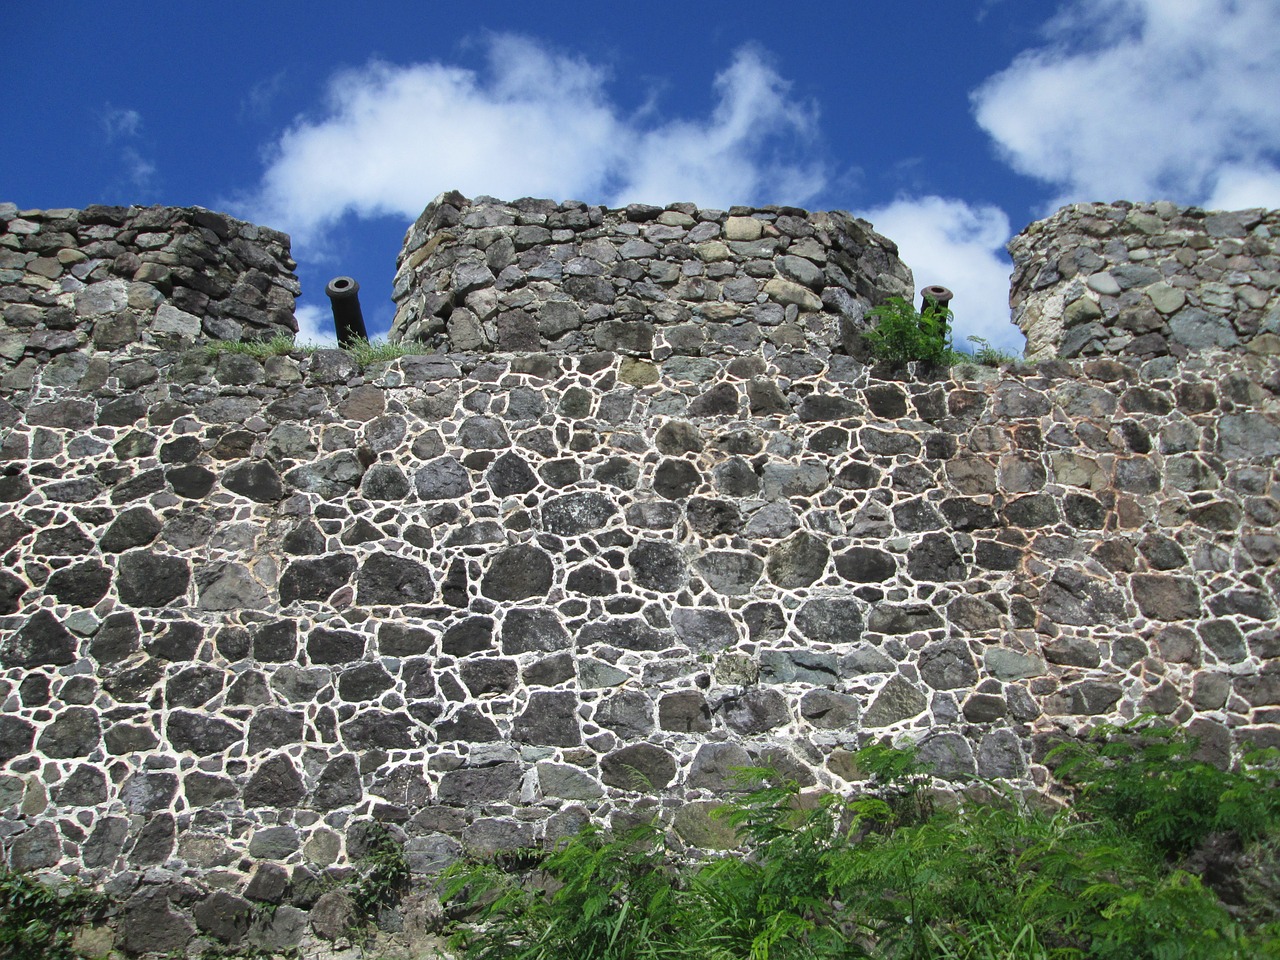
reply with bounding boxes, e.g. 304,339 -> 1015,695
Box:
444,821 -> 686,960
441,739 -> 1280,960
0,868 -> 108,960
864,297 -> 959,365
1047,719 -> 1280,859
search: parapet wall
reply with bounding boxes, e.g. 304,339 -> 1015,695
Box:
0,202 -> 298,391
1010,201 -> 1280,362
0,199 -> 1278,956
389,192 -> 914,359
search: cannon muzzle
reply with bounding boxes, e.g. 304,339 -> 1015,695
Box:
920,285 -> 954,314
325,276 -> 369,345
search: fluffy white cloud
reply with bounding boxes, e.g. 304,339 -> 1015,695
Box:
973,0 -> 1280,210
245,37 -> 824,248
293,303 -> 338,347
858,197 -> 1024,354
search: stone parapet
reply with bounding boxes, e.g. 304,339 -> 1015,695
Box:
1009,201 -> 1280,362
389,192 -> 914,359
0,203 -> 298,389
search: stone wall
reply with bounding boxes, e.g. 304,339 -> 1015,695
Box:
1,199 -> 1278,956
389,191 -> 914,359
1009,201 -> 1280,362
0,202 -> 298,394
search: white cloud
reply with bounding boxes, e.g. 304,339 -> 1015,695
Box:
294,303 -> 338,347
101,106 -> 142,141
1205,163 -> 1280,212
858,196 -> 1024,354
243,37 -> 825,248
100,105 -> 157,195
973,0 -> 1280,210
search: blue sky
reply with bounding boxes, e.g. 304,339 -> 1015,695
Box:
7,1 -> 1279,353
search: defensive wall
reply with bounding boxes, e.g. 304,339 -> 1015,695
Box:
0,194 -> 1277,954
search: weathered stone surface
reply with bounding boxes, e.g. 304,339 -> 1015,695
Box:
1132,574 -> 1201,621
2,609 -> 77,667
501,608 -> 571,654
117,550 -> 190,606
482,544 -> 554,600
800,689 -> 860,729
863,676 -> 928,727
722,688 -> 789,734
919,640 -> 978,690
601,744 -> 677,789
765,531 -> 829,588
119,889 -> 195,956
513,691 -> 581,745
695,551 -> 763,595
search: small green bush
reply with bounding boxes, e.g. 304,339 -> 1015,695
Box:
0,868 -> 108,960
348,821 -> 412,935
865,296 -> 958,365
864,298 -> 1023,367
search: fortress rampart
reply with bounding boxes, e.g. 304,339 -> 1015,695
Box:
0,195 -> 1277,954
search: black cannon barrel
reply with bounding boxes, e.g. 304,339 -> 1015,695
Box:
325,276 -> 369,345
920,284 -> 955,313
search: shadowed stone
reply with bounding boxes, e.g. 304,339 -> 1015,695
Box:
482,544 -> 553,600
357,551 -> 434,605
601,744 -> 677,789
117,551 -> 190,606
513,691 -> 581,745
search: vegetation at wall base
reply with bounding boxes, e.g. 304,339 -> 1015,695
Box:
0,868 -> 107,960
442,727 -> 1280,960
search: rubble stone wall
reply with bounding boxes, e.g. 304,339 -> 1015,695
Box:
389,192 -> 915,359
0,199 -> 1278,956
1009,201 -> 1280,362
0,202 -> 298,394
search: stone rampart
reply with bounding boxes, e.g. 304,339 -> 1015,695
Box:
0,199 -> 1277,955
390,191 -> 914,359
0,202 -> 298,394
1009,201 -> 1280,362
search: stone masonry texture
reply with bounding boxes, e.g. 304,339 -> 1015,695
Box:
0,194 -> 1277,954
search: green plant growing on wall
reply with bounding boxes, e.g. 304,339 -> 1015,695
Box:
864,296 -> 958,365
0,868 -> 109,960
347,821 -> 413,937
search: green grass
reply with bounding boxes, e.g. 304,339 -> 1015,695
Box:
202,335 -> 434,367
